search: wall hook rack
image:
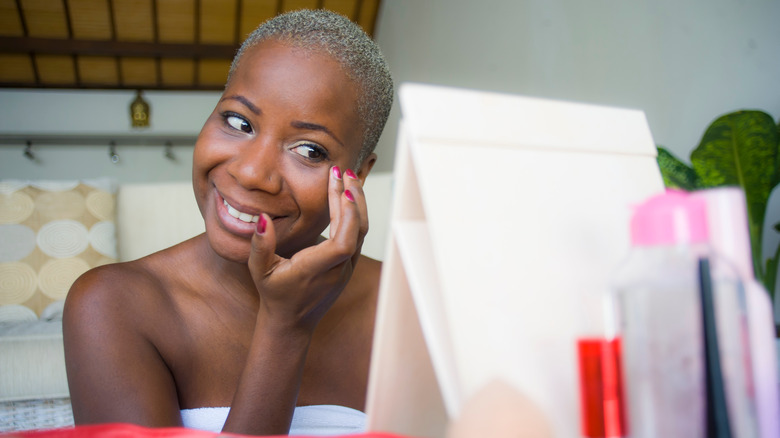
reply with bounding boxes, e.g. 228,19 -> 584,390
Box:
164,141 -> 176,161
23,141 -> 37,162
109,141 -> 119,163
1,134 -> 198,164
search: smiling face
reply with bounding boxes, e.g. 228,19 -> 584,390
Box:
193,39 -> 374,262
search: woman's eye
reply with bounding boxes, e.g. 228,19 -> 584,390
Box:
291,142 -> 328,162
224,113 -> 252,134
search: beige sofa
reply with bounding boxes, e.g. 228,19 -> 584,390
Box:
116,175 -> 393,264
0,174 -> 393,430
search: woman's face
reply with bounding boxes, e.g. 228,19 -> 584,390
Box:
193,39 -> 373,262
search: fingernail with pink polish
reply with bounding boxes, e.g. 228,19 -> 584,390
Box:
344,190 -> 355,202
256,215 -> 267,234
332,166 -> 342,180
345,169 -> 357,179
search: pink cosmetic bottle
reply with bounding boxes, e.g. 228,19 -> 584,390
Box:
610,190 -> 754,438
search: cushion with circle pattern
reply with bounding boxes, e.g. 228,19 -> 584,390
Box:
0,178 -> 117,317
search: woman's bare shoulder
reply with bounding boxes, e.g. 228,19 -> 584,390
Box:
338,254 -> 381,309
63,241 -> 201,425
63,259 -> 154,348
64,238 -> 201,326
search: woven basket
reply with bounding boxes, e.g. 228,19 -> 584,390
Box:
0,398 -> 74,432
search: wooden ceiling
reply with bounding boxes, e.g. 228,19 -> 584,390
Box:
0,0 -> 382,90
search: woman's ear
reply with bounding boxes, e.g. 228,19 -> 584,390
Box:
356,153 -> 377,184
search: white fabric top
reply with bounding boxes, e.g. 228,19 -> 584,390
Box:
180,405 -> 366,436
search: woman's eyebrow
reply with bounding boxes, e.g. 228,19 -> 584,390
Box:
220,95 -> 261,115
219,96 -> 344,146
291,121 -> 344,147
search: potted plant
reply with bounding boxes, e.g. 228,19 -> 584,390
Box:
656,110 -> 780,328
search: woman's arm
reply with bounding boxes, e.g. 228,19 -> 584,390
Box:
223,167 -> 369,435
63,266 -> 182,427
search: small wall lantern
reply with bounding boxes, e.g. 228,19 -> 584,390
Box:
130,90 -> 150,128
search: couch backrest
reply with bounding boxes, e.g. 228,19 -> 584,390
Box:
116,182 -> 204,262
116,173 -> 394,262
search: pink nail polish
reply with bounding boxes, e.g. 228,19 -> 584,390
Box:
345,169 -> 357,179
332,166 -> 342,180
344,190 -> 355,202
256,215 -> 267,234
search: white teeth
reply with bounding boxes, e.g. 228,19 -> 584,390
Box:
223,199 -> 259,223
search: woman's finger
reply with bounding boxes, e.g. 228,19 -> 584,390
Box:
343,169 -> 369,238
293,192 -> 358,275
247,213 -> 280,284
343,169 -> 368,266
328,187 -> 361,269
327,166 -> 344,239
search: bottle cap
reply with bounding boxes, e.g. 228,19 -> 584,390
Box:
630,189 -> 709,246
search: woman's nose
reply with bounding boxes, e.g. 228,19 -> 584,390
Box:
226,137 -> 283,194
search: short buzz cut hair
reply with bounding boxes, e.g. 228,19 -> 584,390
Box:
228,9 -> 394,166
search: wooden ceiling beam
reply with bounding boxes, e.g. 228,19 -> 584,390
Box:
0,36 -> 238,58
0,80 -> 224,90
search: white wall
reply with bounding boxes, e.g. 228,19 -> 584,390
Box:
372,0 -> 780,311
372,0 -> 780,167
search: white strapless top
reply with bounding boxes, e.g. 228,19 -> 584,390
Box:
180,405 -> 366,436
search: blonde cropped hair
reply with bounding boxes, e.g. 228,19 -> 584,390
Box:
228,9 -> 394,165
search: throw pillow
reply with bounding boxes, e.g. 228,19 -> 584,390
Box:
0,179 -> 117,316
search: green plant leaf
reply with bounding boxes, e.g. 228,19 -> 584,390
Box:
691,110 -> 780,280
656,146 -> 700,190
776,117 -> 780,186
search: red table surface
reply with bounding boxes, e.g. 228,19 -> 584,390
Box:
1,424 -> 414,438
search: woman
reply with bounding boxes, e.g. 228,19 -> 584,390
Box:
63,9 -> 393,436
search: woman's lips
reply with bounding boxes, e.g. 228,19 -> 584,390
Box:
223,199 -> 259,224
215,192 -> 262,236
215,191 -> 285,237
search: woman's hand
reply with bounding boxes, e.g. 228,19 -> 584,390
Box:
223,166 -> 369,434
246,166 -> 368,334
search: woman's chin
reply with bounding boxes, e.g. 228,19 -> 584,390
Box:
206,229 -> 252,264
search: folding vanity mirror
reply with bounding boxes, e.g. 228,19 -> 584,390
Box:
365,83 -> 665,437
